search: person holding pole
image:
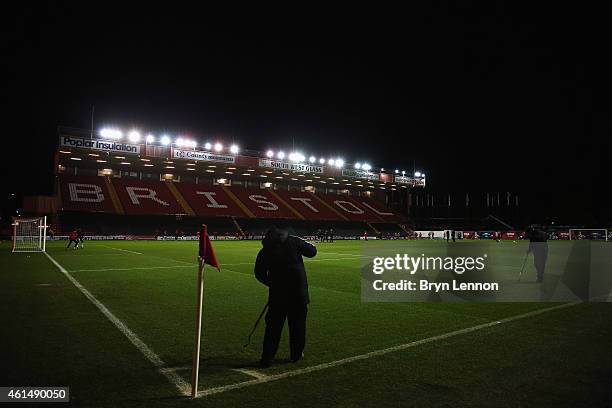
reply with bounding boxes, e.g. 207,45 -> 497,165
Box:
526,224 -> 548,283
254,227 -> 317,368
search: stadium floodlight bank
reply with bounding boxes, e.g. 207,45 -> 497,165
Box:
12,216 -> 47,252
568,228 -> 609,241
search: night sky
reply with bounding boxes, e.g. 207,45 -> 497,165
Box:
2,3 -> 610,224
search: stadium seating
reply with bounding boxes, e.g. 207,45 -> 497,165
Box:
314,193 -> 383,222
59,175 -> 117,213
174,184 -> 247,217
111,178 -> 184,215
273,190 -> 341,220
228,187 -> 297,219
58,176 -> 403,225
352,196 -> 403,223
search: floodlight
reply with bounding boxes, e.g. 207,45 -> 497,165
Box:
328,159 -> 335,165
335,159 -> 344,168
277,151 -> 285,159
214,143 -> 223,152
100,128 -> 122,140
395,169 -> 399,173
319,158 -> 325,164
362,163 -> 372,171
188,140 -> 197,148
160,136 -> 170,145
402,170 -> 405,175
230,144 -> 239,154
204,142 -> 212,150
128,130 -> 141,143
175,138 -> 185,147
421,173 -> 425,177
266,150 -> 274,158
354,162 -> 361,169
289,152 -> 305,162
414,171 -> 421,177
145,134 -> 155,143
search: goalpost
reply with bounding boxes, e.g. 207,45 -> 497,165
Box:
12,216 -> 47,252
568,228 -> 609,241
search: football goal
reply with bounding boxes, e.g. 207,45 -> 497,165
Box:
12,216 -> 47,252
568,228 -> 609,241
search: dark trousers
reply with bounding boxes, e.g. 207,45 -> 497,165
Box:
67,239 -> 78,248
262,303 -> 308,361
533,251 -> 548,282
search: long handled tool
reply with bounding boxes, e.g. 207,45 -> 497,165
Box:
243,302 -> 269,348
518,251 -> 529,282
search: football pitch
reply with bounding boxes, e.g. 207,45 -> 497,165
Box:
1,239 -> 611,407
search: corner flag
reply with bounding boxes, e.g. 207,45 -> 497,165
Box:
191,224 -> 221,398
198,225 -> 220,271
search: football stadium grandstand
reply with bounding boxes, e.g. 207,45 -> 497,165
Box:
45,126 -> 422,238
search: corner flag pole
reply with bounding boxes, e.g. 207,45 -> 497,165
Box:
191,224 -> 220,397
191,255 -> 205,398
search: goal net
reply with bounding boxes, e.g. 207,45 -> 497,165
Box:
569,228 -> 609,241
12,216 -> 47,252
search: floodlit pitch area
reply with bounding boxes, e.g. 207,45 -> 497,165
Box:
2,240 -> 611,407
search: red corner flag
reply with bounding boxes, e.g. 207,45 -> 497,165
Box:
198,225 -> 220,271
192,224 -> 220,397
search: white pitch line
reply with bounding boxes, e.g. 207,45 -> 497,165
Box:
232,368 -> 269,380
305,256 -> 373,263
69,265 -> 194,273
159,365 -> 191,373
314,251 -> 364,257
100,245 -> 143,255
197,301 -> 580,398
221,256 -> 370,266
43,252 -> 191,396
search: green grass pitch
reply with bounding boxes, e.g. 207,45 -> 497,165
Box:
1,239 -> 611,407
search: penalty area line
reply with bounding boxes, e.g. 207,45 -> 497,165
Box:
197,301 -> 580,398
43,252 -> 191,396
100,245 -> 144,255
69,265 -> 194,273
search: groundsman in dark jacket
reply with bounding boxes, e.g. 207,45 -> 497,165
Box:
254,227 -> 317,367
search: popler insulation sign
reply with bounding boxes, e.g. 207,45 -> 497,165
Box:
59,136 -> 141,154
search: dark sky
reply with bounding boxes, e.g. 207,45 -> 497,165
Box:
2,3 -> 610,223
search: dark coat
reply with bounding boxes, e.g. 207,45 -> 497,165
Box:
254,230 -> 317,305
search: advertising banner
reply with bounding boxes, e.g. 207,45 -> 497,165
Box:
59,136 -> 141,154
258,159 -> 324,174
172,149 -> 236,164
394,175 -> 425,187
341,169 -> 378,181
